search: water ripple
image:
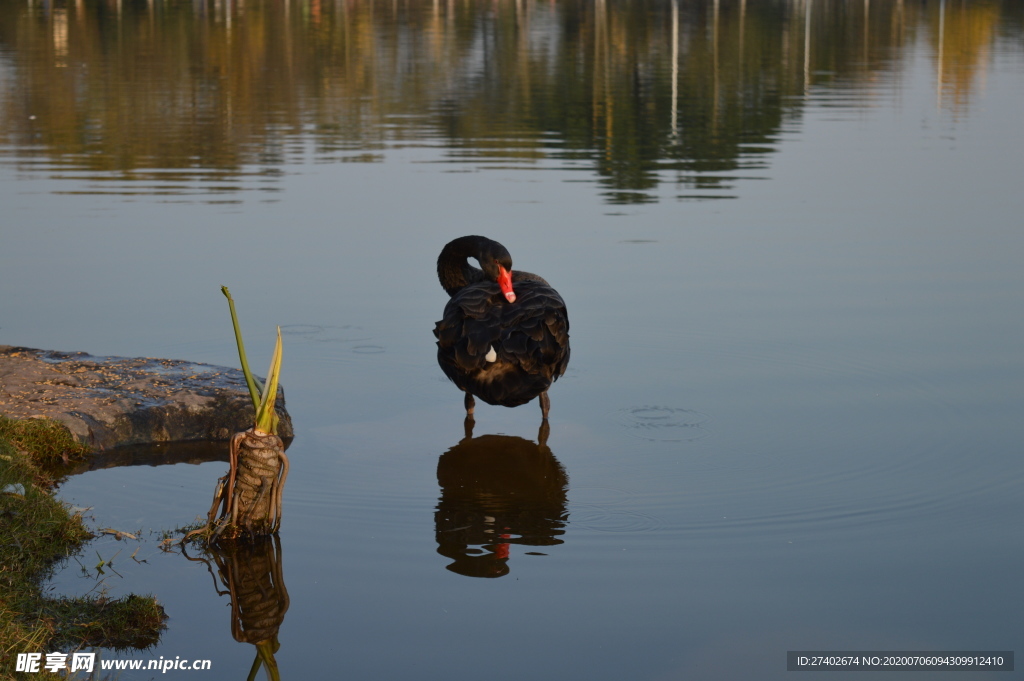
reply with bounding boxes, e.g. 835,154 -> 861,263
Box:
570,506 -> 663,533
612,406 -> 711,442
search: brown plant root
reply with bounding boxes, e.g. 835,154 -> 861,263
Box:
187,427 -> 289,544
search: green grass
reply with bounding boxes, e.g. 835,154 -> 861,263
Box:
0,417 -> 91,478
0,415 -> 167,678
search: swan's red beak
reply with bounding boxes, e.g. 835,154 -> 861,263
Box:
497,266 -> 516,303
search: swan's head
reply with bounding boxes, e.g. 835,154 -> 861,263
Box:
479,243 -> 516,303
496,265 -> 515,303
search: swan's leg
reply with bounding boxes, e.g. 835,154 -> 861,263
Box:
537,420 -> 550,448
539,391 -> 551,420
463,391 -> 476,415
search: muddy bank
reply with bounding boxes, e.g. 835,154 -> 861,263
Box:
0,346 -> 293,451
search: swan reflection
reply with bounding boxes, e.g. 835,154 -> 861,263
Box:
435,420 -> 569,578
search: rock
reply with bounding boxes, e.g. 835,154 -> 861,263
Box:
0,346 -> 293,451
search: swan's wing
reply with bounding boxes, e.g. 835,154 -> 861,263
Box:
434,284 -> 505,373
499,282 -> 570,381
434,280 -> 570,404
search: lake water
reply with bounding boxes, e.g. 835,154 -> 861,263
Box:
2,1 -> 1022,679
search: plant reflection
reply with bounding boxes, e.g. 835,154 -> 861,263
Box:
435,420 -> 569,578
182,536 -> 289,680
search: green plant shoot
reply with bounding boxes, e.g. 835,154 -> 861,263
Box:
221,286 -> 282,435
255,327 -> 283,434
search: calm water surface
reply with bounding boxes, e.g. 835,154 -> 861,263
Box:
2,1 -> 1023,679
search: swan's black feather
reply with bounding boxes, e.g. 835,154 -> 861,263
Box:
434,275 -> 570,409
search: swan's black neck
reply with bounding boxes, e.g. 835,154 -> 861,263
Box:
437,235 -> 513,297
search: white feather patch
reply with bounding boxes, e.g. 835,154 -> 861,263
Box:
485,345 -> 497,363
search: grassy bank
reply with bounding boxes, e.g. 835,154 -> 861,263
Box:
0,416 -> 166,678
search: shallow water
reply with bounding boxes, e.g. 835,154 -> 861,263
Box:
2,1 -> 1023,679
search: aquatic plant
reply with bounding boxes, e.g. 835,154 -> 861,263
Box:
192,287 -> 289,542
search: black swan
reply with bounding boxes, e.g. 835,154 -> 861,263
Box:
434,235 -> 570,420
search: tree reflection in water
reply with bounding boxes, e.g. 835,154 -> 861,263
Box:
1,1 -> 1012,203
